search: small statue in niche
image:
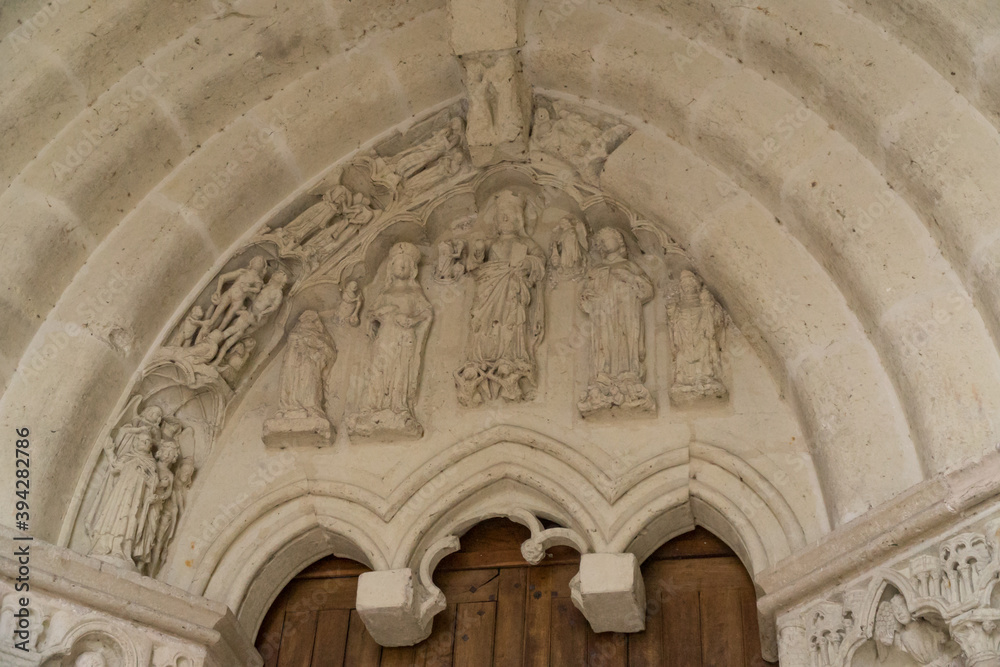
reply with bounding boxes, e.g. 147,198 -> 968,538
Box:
875,595 -> 962,665
136,431 -> 180,573
434,239 -> 466,283
667,270 -> 728,403
578,228 -> 655,415
336,280 -> 363,327
346,243 -> 433,438
466,239 -> 487,273
263,310 -> 338,446
464,52 -> 529,164
455,190 -> 546,405
549,214 -> 589,278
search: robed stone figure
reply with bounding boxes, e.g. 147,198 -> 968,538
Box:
455,190 -> 546,405
263,310 -> 338,446
347,242 -> 433,439
578,227 -> 655,415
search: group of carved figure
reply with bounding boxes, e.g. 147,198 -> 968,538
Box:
86,406 -> 193,577
265,188 -> 728,448
154,256 -> 288,387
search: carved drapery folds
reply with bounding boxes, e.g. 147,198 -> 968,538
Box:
454,189 -> 546,405
667,269 -> 728,404
779,520 -> 1000,666
578,227 -> 655,416
346,243 -> 433,439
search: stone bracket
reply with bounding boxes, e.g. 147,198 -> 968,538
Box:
570,552 -> 646,633
355,536 -> 460,647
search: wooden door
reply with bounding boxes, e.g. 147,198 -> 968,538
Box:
255,521 -> 771,666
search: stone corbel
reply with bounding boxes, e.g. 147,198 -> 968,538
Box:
355,536 -> 460,647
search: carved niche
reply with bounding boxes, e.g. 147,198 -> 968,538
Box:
667,269 -> 728,404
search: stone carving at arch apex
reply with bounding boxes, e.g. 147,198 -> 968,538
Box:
454,189 -> 547,406
578,227 -> 656,416
346,242 -> 434,439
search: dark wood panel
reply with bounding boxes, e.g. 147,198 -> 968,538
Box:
453,601 -> 497,667
524,565 -> 553,667
436,568 -> 500,604
588,630 -> 627,666
646,527 -> 737,561
379,645 -> 417,667
627,588 -> 662,667
277,611 -> 318,667
283,578 -> 359,612
494,567 -> 526,667
256,593 -> 287,667
741,588 -> 769,667
645,557 -> 755,592
663,589 -> 701,667
344,610 -> 381,667
700,587 -> 745,667
310,610 -> 349,667
417,603 -> 457,667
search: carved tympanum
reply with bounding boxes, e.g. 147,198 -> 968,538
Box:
667,270 -> 727,404
578,228 -> 655,416
455,190 -> 546,405
262,310 -> 337,446
347,243 -> 433,439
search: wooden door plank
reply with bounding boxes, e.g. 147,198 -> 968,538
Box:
740,588 -> 769,667
663,588 -> 702,667
549,564 -> 587,667
588,631 -> 626,667
345,609 -> 382,667
276,611 -> 318,667
256,596 -> 286,667
494,567 -> 526,667
380,645 -> 417,667
453,601 -> 497,667
524,566 -> 553,667
416,603 -> 457,667
700,587 -> 744,667
627,591 -> 663,667
436,568 -> 500,604
310,609 -> 349,667
645,558 -> 752,590
284,578 -> 360,611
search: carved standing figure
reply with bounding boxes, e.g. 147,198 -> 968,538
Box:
347,243 -> 433,438
263,310 -> 337,446
391,117 -> 463,180
86,429 -> 159,568
549,215 -> 589,277
336,280 -> 363,327
875,595 -> 962,665
667,270 -> 728,403
169,305 -> 205,347
434,239 -> 466,283
149,456 -> 194,577
455,190 -> 546,404
578,228 -> 655,415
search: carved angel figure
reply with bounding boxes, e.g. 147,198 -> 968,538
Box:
530,104 -> 631,184
875,595 -> 963,666
346,243 -> 433,438
455,190 -> 546,405
667,270 -> 728,403
549,214 -> 589,277
578,228 -> 655,415
273,311 -> 337,422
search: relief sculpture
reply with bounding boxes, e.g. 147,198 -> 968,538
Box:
455,190 -> 546,405
875,595 -> 963,665
86,407 -> 193,576
578,228 -> 655,416
347,243 -> 433,439
262,310 -> 338,447
667,270 -> 728,404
